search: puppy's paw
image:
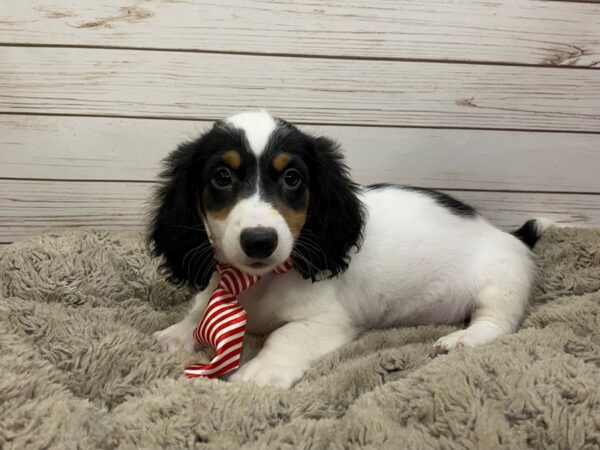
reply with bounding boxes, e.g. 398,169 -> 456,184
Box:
154,320 -> 200,353
435,328 -> 491,354
229,357 -> 303,389
434,325 -> 501,354
434,322 -> 507,354
434,329 -> 471,353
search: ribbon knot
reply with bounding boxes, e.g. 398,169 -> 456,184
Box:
184,260 -> 293,378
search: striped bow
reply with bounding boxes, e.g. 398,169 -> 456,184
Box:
184,260 -> 293,379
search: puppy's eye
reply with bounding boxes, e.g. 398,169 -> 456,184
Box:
212,168 -> 233,188
283,168 -> 302,188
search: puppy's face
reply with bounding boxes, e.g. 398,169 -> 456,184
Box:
200,113 -> 309,274
150,111 -> 364,289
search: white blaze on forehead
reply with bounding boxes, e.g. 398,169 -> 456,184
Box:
225,111 -> 277,156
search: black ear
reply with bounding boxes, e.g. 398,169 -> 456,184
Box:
293,136 -> 365,280
148,138 -> 215,290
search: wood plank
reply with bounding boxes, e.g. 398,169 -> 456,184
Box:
1,179 -> 599,243
2,48 -> 600,132
2,115 -> 600,193
546,1 -> 600,3
0,180 -> 154,243
453,190 -> 600,229
1,0 -> 599,67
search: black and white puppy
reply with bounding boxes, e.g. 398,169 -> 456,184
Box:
150,111 -> 549,389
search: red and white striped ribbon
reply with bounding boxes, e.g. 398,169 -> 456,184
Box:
184,259 -> 293,379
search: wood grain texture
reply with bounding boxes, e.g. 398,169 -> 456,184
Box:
0,179 -> 154,243
2,115 -> 600,193
546,1 -> 600,3
2,47 -> 600,132
1,179 -> 599,243
1,0 -> 599,67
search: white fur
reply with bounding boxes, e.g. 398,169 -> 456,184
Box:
204,194 -> 295,275
226,111 -> 277,156
155,186 -> 547,389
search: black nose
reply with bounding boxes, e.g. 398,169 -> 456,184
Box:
240,227 -> 278,259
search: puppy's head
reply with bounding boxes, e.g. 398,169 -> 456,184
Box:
149,111 -> 364,289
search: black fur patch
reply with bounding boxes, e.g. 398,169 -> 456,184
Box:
259,126 -> 311,212
292,133 -> 366,281
366,183 -> 477,217
148,123 -> 247,290
511,219 -> 542,249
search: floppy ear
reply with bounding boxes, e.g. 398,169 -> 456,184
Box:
293,136 -> 365,280
148,139 -> 215,290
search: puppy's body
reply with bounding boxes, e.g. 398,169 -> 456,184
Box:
151,111 -> 546,389
241,186 -> 532,329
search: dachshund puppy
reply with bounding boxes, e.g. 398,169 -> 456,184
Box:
150,111 -> 548,389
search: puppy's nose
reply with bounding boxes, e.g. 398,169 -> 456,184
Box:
240,227 -> 278,259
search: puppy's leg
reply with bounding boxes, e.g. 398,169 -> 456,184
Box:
229,315 -> 358,389
434,284 -> 528,353
154,273 -> 217,353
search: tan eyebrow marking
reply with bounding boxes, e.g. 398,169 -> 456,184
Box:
222,150 -> 241,170
272,152 -> 292,172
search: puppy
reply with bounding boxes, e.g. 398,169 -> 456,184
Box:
150,111 -> 548,389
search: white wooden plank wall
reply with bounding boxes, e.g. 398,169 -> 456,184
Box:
0,0 -> 599,243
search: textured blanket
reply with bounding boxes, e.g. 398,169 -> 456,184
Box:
1,228 -> 599,449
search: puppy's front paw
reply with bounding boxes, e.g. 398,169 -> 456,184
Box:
434,323 -> 506,354
434,327 -> 493,353
434,329 -> 471,353
229,357 -> 303,389
154,320 -> 200,353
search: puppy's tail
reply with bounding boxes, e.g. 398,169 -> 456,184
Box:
511,218 -> 554,249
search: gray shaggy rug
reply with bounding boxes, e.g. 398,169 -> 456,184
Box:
1,228 -> 600,450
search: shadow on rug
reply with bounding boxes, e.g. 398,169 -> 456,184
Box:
1,228 -> 599,449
